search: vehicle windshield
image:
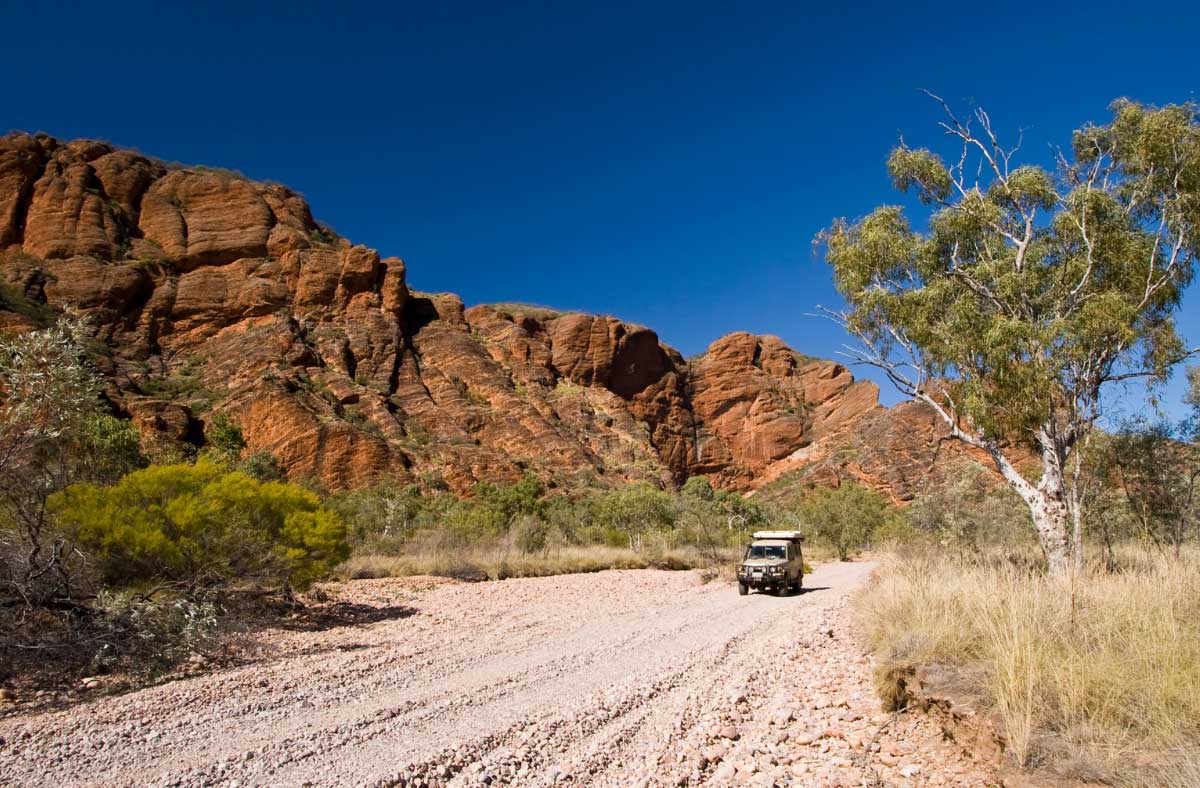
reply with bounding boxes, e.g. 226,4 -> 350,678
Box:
745,545 -> 786,560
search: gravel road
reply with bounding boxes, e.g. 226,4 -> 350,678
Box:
0,563 -> 995,787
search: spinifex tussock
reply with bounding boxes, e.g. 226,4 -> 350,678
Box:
854,545 -> 1200,785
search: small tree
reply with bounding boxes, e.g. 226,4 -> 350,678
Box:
1093,418 -> 1199,553
333,483 -> 426,548
486,473 -> 546,526
681,476 -> 716,502
678,476 -> 766,553
821,96 -> 1200,576
793,482 -> 892,561
595,482 -> 676,551
204,412 -> 246,466
0,314 -> 145,609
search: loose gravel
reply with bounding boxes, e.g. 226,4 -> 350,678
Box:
0,563 -> 997,787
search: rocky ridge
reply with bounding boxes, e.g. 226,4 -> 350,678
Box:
0,132 -> 987,497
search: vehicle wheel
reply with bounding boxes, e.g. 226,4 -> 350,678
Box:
738,582 -> 748,596
795,575 -> 804,592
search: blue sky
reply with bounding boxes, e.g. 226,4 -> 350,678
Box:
4,0 -> 1199,416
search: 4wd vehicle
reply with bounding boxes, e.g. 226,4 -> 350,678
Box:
736,531 -> 804,596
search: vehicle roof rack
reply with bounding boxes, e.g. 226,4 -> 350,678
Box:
751,530 -> 805,541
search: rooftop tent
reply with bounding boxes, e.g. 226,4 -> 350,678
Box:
751,531 -> 804,541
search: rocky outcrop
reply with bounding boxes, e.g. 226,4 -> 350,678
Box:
687,333 -> 884,488
0,132 -> 995,498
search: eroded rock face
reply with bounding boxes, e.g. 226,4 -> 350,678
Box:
688,333 -> 882,488
0,134 -> 49,247
0,132 -> 993,497
139,171 -> 276,268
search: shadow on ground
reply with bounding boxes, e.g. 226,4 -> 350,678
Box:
744,586 -> 831,597
275,602 -> 417,632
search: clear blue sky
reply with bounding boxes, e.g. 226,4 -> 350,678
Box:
5,0 -> 1199,416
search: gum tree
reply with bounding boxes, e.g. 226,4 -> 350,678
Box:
820,96 -> 1199,575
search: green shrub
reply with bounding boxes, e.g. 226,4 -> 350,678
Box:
0,280 -> 55,326
512,515 -> 550,554
236,450 -> 284,481
50,459 -> 348,591
591,481 -> 676,551
90,589 -> 220,675
204,411 -> 246,464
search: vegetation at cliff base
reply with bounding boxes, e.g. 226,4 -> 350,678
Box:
328,474 -> 773,582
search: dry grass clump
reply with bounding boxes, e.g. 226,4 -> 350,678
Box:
337,544 -> 732,582
854,545 -> 1200,785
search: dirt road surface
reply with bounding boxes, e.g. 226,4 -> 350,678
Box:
0,563 -> 995,787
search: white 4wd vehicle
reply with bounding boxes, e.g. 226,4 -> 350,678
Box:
736,531 -> 805,596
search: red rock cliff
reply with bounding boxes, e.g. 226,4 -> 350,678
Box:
0,132 -> 987,498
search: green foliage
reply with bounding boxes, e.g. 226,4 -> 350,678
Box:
90,590 -> 219,675
511,514 -> 551,555
592,481 -> 676,550
1187,365 -> 1200,440
201,413 -> 285,481
826,100 -> 1198,440
905,469 -> 1033,555
682,476 -> 716,501
870,516 -> 924,546
75,413 -> 149,483
0,313 -> 101,465
204,411 -> 246,465
236,450 -> 284,482
1,312 -> 147,609
330,483 -> 427,552
402,421 -> 432,448
310,225 -> 340,246
488,302 -> 566,321
139,360 -> 207,401
50,459 -> 348,591
333,471 -> 775,570
793,482 -> 894,560
1087,419 -> 1199,553
477,473 -> 546,523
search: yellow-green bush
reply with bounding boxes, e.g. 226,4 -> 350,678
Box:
50,458 -> 348,590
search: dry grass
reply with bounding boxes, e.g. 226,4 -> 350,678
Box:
337,544 -> 738,582
854,545 -> 1200,785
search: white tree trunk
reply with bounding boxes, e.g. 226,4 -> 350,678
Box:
997,433 -> 1074,577
1026,488 -> 1073,577
915,394 -> 1077,578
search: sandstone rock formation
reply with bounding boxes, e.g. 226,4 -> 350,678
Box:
0,132 -> 991,499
